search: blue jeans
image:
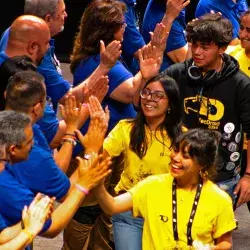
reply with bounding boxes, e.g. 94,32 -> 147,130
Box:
112,211 -> 144,250
216,174 -> 240,205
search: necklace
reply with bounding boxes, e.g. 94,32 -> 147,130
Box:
172,177 -> 203,248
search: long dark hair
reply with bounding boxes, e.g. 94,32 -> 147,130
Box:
129,75 -> 183,158
70,0 -> 126,73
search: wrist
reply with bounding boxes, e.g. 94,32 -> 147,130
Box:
98,63 -> 110,74
21,229 -> 34,244
75,183 -> 90,195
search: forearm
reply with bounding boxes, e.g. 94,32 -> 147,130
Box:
94,185 -> 117,216
42,186 -> 86,238
133,72 -> 147,107
0,231 -> 31,250
49,121 -> 66,149
0,223 -> 21,244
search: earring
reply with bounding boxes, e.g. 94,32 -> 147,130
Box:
167,109 -> 171,114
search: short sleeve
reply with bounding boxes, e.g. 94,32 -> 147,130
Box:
129,177 -> 151,218
107,60 -> 133,95
11,149 -> 70,201
0,214 -> 7,231
212,195 -> 236,239
165,19 -> 187,53
103,121 -> 127,157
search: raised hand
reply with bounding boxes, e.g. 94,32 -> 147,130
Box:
149,23 -> 169,59
76,96 -> 110,153
22,193 -> 55,236
166,0 -> 190,21
76,153 -> 112,190
139,44 -> 162,80
83,76 -> 109,104
59,93 -> 82,132
100,40 -> 122,70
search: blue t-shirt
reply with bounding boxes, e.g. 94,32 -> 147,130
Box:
37,39 -> 71,109
0,169 -> 52,233
0,47 -> 59,145
142,0 -> 187,71
0,213 -> 7,231
195,0 -> 248,39
72,54 -> 136,156
0,28 -> 71,109
121,0 -> 145,74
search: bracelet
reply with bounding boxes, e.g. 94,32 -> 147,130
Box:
244,172 -> 250,176
83,153 -> 91,160
75,184 -> 89,195
61,138 -> 77,147
65,132 -> 76,138
22,229 -> 34,244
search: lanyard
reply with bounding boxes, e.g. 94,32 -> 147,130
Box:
172,177 -> 203,246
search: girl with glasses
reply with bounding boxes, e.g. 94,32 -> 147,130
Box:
101,74 -> 183,249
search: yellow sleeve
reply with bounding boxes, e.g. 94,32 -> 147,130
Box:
103,120 -> 128,157
212,195 -> 236,239
129,177 -> 152,218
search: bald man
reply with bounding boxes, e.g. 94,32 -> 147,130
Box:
1,15 -> 50,65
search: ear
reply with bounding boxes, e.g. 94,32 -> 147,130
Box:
32,102 -> 42,118
44,14 -> 52,26
219,45 -> 227,55
27,41 -> 38,55
8,145 -> 18,157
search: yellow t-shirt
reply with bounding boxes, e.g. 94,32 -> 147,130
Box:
227,45 -> 250,149
130,174 -> 236,250
227,45 -> 250,77
103,119 -> 172,193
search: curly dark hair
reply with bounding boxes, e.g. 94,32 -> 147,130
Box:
129,75 -> 183,159
70,0 -> 126,73
186,13 -> 233,47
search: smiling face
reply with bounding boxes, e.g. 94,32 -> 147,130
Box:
170,143 -> 202,182
239,15 -> 250,51
141,81 -> 169,123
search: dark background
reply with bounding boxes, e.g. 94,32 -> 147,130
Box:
1,0 -> 249,62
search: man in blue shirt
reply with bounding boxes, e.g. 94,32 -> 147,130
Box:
195,0 -> 248,45
0,73 -> 112,248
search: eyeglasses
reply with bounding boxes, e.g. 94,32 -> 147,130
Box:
140,88 -> 167,102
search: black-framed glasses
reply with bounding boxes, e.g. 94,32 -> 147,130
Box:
139,88 -> 167,102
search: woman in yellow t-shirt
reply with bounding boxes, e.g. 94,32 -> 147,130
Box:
103,74 -> 183,249
94,128 -> 236,250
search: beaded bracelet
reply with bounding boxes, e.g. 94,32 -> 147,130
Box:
61,137 -> 76,146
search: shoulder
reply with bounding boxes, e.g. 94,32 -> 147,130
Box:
203,180 -> 232,204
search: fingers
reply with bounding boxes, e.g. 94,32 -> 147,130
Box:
100,40 -> 105,54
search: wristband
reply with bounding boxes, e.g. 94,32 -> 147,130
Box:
75,184 -> 89,195
244,172 -> 250,176
22,229 -> 34,244
61,137 -> 77,147
83,153 -> 91,160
